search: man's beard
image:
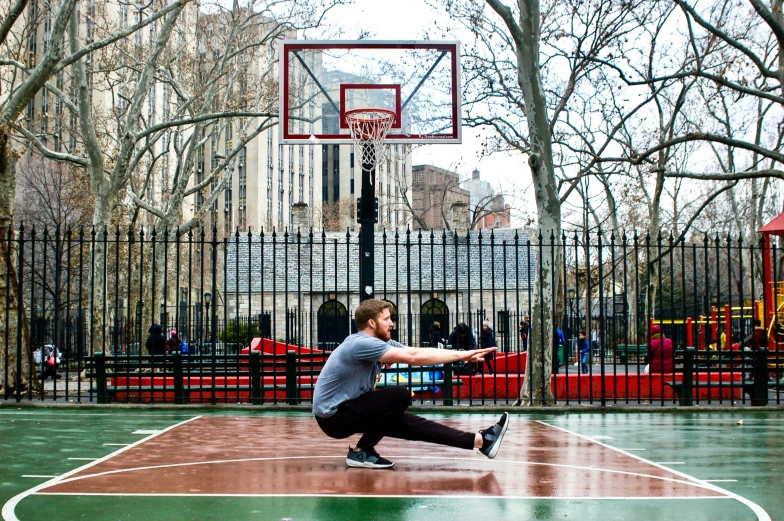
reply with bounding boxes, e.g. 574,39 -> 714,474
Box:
375,323 -> 392,341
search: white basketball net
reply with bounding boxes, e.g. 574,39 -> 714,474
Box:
345,108 -> 396,171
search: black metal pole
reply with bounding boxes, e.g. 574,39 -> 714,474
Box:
358,143 -> 377,302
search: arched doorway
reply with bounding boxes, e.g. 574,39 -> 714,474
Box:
420,298 -> 449,346
317,300 -> 349,351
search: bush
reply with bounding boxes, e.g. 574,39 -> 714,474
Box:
219,320 -> 262,345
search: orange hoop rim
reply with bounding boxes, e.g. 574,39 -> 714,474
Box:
344,107 -> 397,123
344,108 -> 396,141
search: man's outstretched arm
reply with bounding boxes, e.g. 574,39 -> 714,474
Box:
379,346 -> 496,366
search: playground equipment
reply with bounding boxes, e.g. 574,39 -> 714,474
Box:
651,301 -> 763,351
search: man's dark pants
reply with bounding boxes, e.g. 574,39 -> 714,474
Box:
316,385 -> 475,451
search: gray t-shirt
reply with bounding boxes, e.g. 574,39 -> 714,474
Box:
312,332 -> 404,418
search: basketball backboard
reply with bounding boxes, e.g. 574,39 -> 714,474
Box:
279,41 -> 461,144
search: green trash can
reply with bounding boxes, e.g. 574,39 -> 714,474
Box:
557,343 -> 565,366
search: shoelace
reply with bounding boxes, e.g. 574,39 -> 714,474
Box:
367,448 -> 382,459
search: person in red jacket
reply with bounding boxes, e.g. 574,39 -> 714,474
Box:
647,325 -> 674,373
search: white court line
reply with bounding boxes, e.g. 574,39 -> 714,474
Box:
589,435 -> 614,440
36,454 -> 735,494
0,412 -> 178,416
2,415 -> 201,521
35,492 -> 732,500
131,430 -> 161,435
537,421 -> 771,521
546,417 -> 784,423
21,476 -> 57,479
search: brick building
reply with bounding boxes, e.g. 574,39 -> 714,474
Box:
411,165 -> 470,230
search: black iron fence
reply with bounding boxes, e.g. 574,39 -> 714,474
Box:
1,225 -> 783,405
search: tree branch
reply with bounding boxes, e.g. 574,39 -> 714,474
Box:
0,0 -> 28,48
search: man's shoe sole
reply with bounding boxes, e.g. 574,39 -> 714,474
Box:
345,458 -> 395,469
485,412 -> 509,459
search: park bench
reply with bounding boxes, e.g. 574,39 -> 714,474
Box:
87,351 -> 300,405
665,348 -> 784,406
615,344 -> 647,364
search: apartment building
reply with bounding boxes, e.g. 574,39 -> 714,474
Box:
410,165 -> 470,230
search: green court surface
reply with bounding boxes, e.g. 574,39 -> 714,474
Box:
0,407 -> 782,521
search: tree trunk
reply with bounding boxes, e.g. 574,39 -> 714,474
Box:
87,201 -> 112,356
0,133 -> 36,396
518,153 -> 561,405
496,0 -> 561,405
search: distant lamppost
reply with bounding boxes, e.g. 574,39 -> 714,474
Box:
204,292 -> 212,354
160,300 -> 166,329
135,301 -> 143,345
35,307 -> 44,349
567,288 -> 576,361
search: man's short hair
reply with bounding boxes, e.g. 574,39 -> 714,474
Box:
354,299 -> 393,330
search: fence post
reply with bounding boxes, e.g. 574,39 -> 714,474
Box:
681,348 -> 695,406
752,348 -> 768,406
443,362 -> 453,406
250,350 -> 261,405
95,352 -> 108,404
173,352 -> 185,404
286,350 -> 298,405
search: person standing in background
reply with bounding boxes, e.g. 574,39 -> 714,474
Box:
430,321 -> 444,348
519,316 -> 529,352
578,331 -> 590,374
480,320 -> 496,374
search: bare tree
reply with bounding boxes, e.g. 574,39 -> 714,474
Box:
317,197 -> 355,232
0,0 -> 177,394
14,151 -> 93,231
440,0 -> 634,403
17,0 -> 344,344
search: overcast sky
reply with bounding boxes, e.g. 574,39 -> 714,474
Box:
310,0 -> 535,226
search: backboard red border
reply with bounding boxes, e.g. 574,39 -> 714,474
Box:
280,41 -> 461,144
339,84 -> 402,130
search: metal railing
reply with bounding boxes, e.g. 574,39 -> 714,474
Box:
2,225 -> 783,406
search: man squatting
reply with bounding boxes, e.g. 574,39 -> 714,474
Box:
313,299 -> 509,468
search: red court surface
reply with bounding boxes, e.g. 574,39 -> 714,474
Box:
39,416 -> 726,499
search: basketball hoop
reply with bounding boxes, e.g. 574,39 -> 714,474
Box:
344,108 -> 396,171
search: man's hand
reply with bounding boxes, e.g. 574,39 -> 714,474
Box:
462,347 -> 496,362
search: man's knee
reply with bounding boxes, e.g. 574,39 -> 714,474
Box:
383,385 -> 412,411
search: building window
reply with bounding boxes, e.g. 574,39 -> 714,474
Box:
238,147 -> 246,230
196,143 -> 205,207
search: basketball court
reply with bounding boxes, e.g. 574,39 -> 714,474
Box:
2,36 -> 779,521
1,408 -> 781,520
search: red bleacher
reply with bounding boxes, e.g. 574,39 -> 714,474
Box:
111,342 -> 744,403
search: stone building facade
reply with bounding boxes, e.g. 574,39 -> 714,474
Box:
224,229 -> 536,350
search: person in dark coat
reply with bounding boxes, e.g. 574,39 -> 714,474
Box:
743,319 -> 767,351
448,323 -> 476,351
479,320 -> 495,374
146,323 -> 167,356
448,323 -> 478,374
742,319 -> 770,380
430,321 -> 444,348
519,315 -> 530,351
